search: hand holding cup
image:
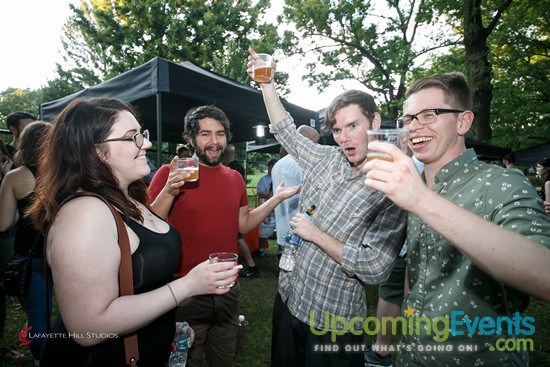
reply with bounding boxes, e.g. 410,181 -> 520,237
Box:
248,48 -> 275,83
366,129 -> 410,162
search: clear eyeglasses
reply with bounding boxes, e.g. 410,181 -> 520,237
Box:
96,130 -> 150,149
396,108 -> 465,128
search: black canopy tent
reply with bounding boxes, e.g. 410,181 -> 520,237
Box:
515,142 -> 550,166
40,57 -> 318,164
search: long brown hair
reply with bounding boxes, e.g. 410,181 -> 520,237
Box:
13,121 -> 50,168
27,97 -> 148,230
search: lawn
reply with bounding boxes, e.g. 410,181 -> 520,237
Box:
3,242 -> 550,366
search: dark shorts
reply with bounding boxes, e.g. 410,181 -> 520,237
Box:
378,255 -> 407,305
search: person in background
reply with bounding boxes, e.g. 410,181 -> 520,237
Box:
178,146 -> 190,158
144,156 -> 158,185
26,97 -> 240,366
223,144 -> 261,278
271,126 -> 319,259
248,48 -> 407,367
0,122 -> 52,365
363,72 -> 550,366
536,156 -> 550,203
5,112 -> 36,159
254,159 -> 277,257
0,139 -> 23,362
502,152 -> 523,174
148,105 -> 300,367
0,141 -> 13,181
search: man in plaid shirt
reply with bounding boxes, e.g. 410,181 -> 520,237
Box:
248,49 -> 407,367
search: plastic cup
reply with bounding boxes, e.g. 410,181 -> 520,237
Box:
366,129 -> 410,162
177,156 -> 199,182
252,53 -> 273,83
208,252 -> 238,288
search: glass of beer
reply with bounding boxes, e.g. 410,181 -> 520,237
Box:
177,156 -> 199,182
366,129 -> 409,162
209,252 -> 239,288
252,53 -> 273,83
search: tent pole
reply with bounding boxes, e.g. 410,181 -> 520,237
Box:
156,93 -> 163,166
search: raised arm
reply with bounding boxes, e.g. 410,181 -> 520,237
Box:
247,48 -> 287,124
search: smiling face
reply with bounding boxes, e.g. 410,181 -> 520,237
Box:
188,117 -> 227,166
331,104 -> 381,171
404,87 -> 473,172
99,110 -> 152,188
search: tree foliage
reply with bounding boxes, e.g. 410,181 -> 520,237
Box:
488,0 -> 550,149
424,0 -> 550,147
59,0 -> 287,88
2,0 -> 547,152
279,0 -> 460,118
280,0 -> 548,148
0,88 -> 42,129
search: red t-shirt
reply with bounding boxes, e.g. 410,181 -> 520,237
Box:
148,163 -> 248,277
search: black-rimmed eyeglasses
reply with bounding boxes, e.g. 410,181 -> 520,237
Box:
396,108 -> 465,128
96,130 -> 150,149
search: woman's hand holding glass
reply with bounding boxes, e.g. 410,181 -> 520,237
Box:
184,260 -> 241,296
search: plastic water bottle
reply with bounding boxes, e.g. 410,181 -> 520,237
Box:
169,321 -> 192,367
236,315 -> 248,356
279,205 -> 316,272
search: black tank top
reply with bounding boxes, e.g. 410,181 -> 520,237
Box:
41,215 -> 182,367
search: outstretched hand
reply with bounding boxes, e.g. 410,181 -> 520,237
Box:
273,182 -> 301,201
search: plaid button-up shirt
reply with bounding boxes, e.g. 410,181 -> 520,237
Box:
271,114 -> 407,331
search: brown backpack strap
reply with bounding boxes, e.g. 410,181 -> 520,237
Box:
109,199 -> 139,366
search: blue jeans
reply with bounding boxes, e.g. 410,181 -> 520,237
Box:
16,254 -> 53,360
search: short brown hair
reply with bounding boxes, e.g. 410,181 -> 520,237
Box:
405,72 -> 473,111
322,90 -> 379,131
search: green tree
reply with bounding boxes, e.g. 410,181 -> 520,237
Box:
0,88 -> 41,128
488,0 -> 550,150
279,0 -> 460,118
429,0 -> 513,141
422,0 -> 549,146
60,0 -> 283,86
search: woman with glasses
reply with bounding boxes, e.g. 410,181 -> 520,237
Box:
27,97 -> 240,366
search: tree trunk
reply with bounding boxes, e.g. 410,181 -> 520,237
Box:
463,0 -> 493,141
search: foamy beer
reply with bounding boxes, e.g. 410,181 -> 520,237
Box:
252,53 -> 273,83
177,156 -> 199,182
366,129 -> 409,161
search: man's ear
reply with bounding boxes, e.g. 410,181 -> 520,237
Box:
457,111 -> 475,136
371,112 -> 382,130
186,136 -> 196,149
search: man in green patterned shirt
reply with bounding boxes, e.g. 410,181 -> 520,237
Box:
363,72 -> 550,366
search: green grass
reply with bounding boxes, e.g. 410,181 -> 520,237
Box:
4,242 -> 550,366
